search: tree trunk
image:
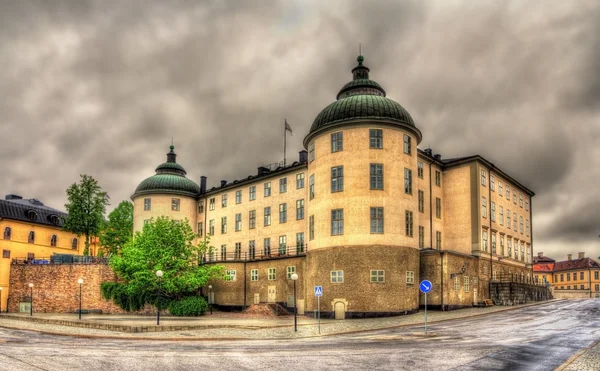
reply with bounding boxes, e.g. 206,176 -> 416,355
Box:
84,234 -> 90,256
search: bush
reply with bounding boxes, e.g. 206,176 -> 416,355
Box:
168,296 -> 208,316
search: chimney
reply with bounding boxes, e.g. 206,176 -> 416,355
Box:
434,154 -> 441,160
258,166 -> 270,176
5,194 -> 23,200
424,148 -> 432,155
537,252 -> 543,258
220,180 -> 227,187
200,176 -> 207,194
567,254 -> 572,261
578,252 -> 585,259
299,150 -> 308,163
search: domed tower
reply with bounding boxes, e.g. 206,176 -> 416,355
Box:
304,56 -> 423,316
131,145 -> 200,232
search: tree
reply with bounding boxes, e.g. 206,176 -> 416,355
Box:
99,200 -> 133,257
101,217 -> 224,313
64,174 -> 110,256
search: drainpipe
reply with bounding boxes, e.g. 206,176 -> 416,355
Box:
440,250 -> 445,311
244,261 -> 247,308
589,267 -> 592,298
488,166 -> 494,300
429,161 -> 433,249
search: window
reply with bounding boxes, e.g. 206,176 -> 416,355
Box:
370,164 -> 384,190
221,216 -> 227,234
482,197 -> 487,218
50,235 -> 57,247
514,239 -> 519,259
235,190 -> 242,204
287,266 -> 296,279
221,194 -> 228,207
209,220 -> 215,235
580,272 -> 584,280
419,226 -> 425,248
567,273 -> 571,281
513,213 -> 517,232
331,270 -> 344,283
278,235 -> 287,255
3,227 -> 11,240
520,242 -> 524,261
235,213 -> 242,232
249,240 -> 256,259
513,192 -> 517,205
481,169 -> 487,186
249,210 -> 256,229
331,132 -> 343,152
491,232 -> 496,254
435,170 -> 441,187
483,264 -> 488,275
490,175 -> 495,191
464,276 -> 470,292
309,215 -> 315,240
370,270 -> 385,283
418,190 -> 425,213
369,129 -> 383,148
418,161 -> 424,178
436,231 -> 442,250
525,200 -> 529,211
296,199 -> 304,220
28,231 -> 35,244
221,245 -> 227,260
331,209 -> 344,235
171,198 -> 180,211
264,238 -> 271,256
435,197 -> 441,219
280,178 -> 287,193
498,181 -> 503,196
500,235 -> 505,256
209,197 -> 215,210
2,250 -> 9,259
506,209 -> 511,229
264,207 -> 271,226
249,186 -> 256,201
499,206 -> 504,225
308,141 -> 315,162
198,200 -> 204,213
225,269 -> 236,281
596,284 -> 599,291
268,268 -> 276,280
331,166 -> 344,192
561,274 -> 564,282
144,198 -> 151,211
454,278 -> 460,291
520,216 -> 524,234
251,269 -> 258,281
279,203 -> 287,223
27,253 -> 35,261
198,222 -> 203,236
403,134 -> 411,155
596,272 -> 599,280
296,173 -> 305,189
482,230 -> 488,252
491,202 -> 496,222
309,174 -> 315,199
404,168 -> 412,194
264,182 -> 271,197
581,285 -> 585,290
296,232 -> 305,253
405,210 -> 413,237
406,271 -> 415,285
506,186 -> 510,200
519,193 -> 523,208
370,207 -> 384,234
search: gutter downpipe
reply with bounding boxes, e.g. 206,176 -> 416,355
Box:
489,166 -> 495,301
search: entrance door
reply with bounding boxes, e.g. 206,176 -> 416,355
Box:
473,288 -> 478,305
334,301 -> 345,320
268,286 -> 276,303
254,293 -> 260,304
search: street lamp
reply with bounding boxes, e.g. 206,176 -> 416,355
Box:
28,283 -> 33,316
208,285 -> 213,315
291,273 -> 298,332
156,270 -> 163,325
77,278 -> 84,320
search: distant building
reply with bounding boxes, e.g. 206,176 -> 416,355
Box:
0,195 -> 92,311
534,252 -> 600,298
132,55 -> 538,317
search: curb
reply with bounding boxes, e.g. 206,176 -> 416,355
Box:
555,338 -> 600,371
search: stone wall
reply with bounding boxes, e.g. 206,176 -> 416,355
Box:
552,290 -> 596,299
490,281 -> 552,305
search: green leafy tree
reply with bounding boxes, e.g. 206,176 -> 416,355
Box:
64,174 -> 110,256
99,200 -> 134,257
101,217 -> 224,313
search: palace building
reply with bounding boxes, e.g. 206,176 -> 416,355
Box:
534,252 -> 600,299
132,55 -> 539,318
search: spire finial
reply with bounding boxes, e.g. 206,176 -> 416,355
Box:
170,138 -> 174,151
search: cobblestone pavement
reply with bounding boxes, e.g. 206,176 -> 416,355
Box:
560,339 -> 600,371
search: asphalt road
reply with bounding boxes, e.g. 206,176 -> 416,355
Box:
0,299 -> 598,371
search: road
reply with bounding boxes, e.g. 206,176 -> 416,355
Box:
0,299 -> 598,370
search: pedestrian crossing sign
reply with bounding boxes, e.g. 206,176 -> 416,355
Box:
314,286 -> 323,297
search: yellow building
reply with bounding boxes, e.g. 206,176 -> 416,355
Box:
132,55 -> 541,317
549,253 -> 600,298
0,195 -> 89,311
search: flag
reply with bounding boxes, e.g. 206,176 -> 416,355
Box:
285,119 -> 293,135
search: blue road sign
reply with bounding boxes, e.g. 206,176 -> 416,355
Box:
419,280 -> 432,293
314,286 -> 323,297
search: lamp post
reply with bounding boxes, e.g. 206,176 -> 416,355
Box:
291,273 -> 298,332
77,278 -> 83,320
156,270 -> 163,325
208,285 -> 213,315
28,283 -> 33,316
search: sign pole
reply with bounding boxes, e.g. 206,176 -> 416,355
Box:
425,292 -> 427,336
419,280 -> 432,337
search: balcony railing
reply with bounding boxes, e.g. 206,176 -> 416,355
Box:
203,244 -> 307,263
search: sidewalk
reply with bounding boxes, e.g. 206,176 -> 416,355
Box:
0,300 -> 561,340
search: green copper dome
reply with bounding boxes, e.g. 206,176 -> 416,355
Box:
132,146 -> 200,199
305,55 -> 421,146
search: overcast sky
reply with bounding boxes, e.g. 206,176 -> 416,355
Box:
1,0 -> 598,260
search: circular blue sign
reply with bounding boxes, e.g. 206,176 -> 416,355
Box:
419,280 -> 432,293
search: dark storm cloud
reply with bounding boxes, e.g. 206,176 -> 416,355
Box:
1,0 -> 599,257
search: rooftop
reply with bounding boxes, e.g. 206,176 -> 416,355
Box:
0,195 -> 66,227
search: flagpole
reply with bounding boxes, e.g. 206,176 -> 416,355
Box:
284,119 -> 287,167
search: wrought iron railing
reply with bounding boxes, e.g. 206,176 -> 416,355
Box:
11,255 -> 109,265
202,244 -> 307,263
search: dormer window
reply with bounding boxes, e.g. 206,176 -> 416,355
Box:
3,227 -> 11,240
27,210 -> 38,221
72,238 -> 79,250
49,215 -> 60,225
28,231 -> 35,244
50,235 -> 57,247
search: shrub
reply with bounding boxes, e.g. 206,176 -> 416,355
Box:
168,296 -> 208,316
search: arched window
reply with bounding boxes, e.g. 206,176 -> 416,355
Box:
3,226 -> 11,240
50,234 -> 57,247
71,238 -> 78,250
28,231 -> 35,244
482,263 -> 488,275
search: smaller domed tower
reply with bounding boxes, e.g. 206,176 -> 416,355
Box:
131,145 -> 200,232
